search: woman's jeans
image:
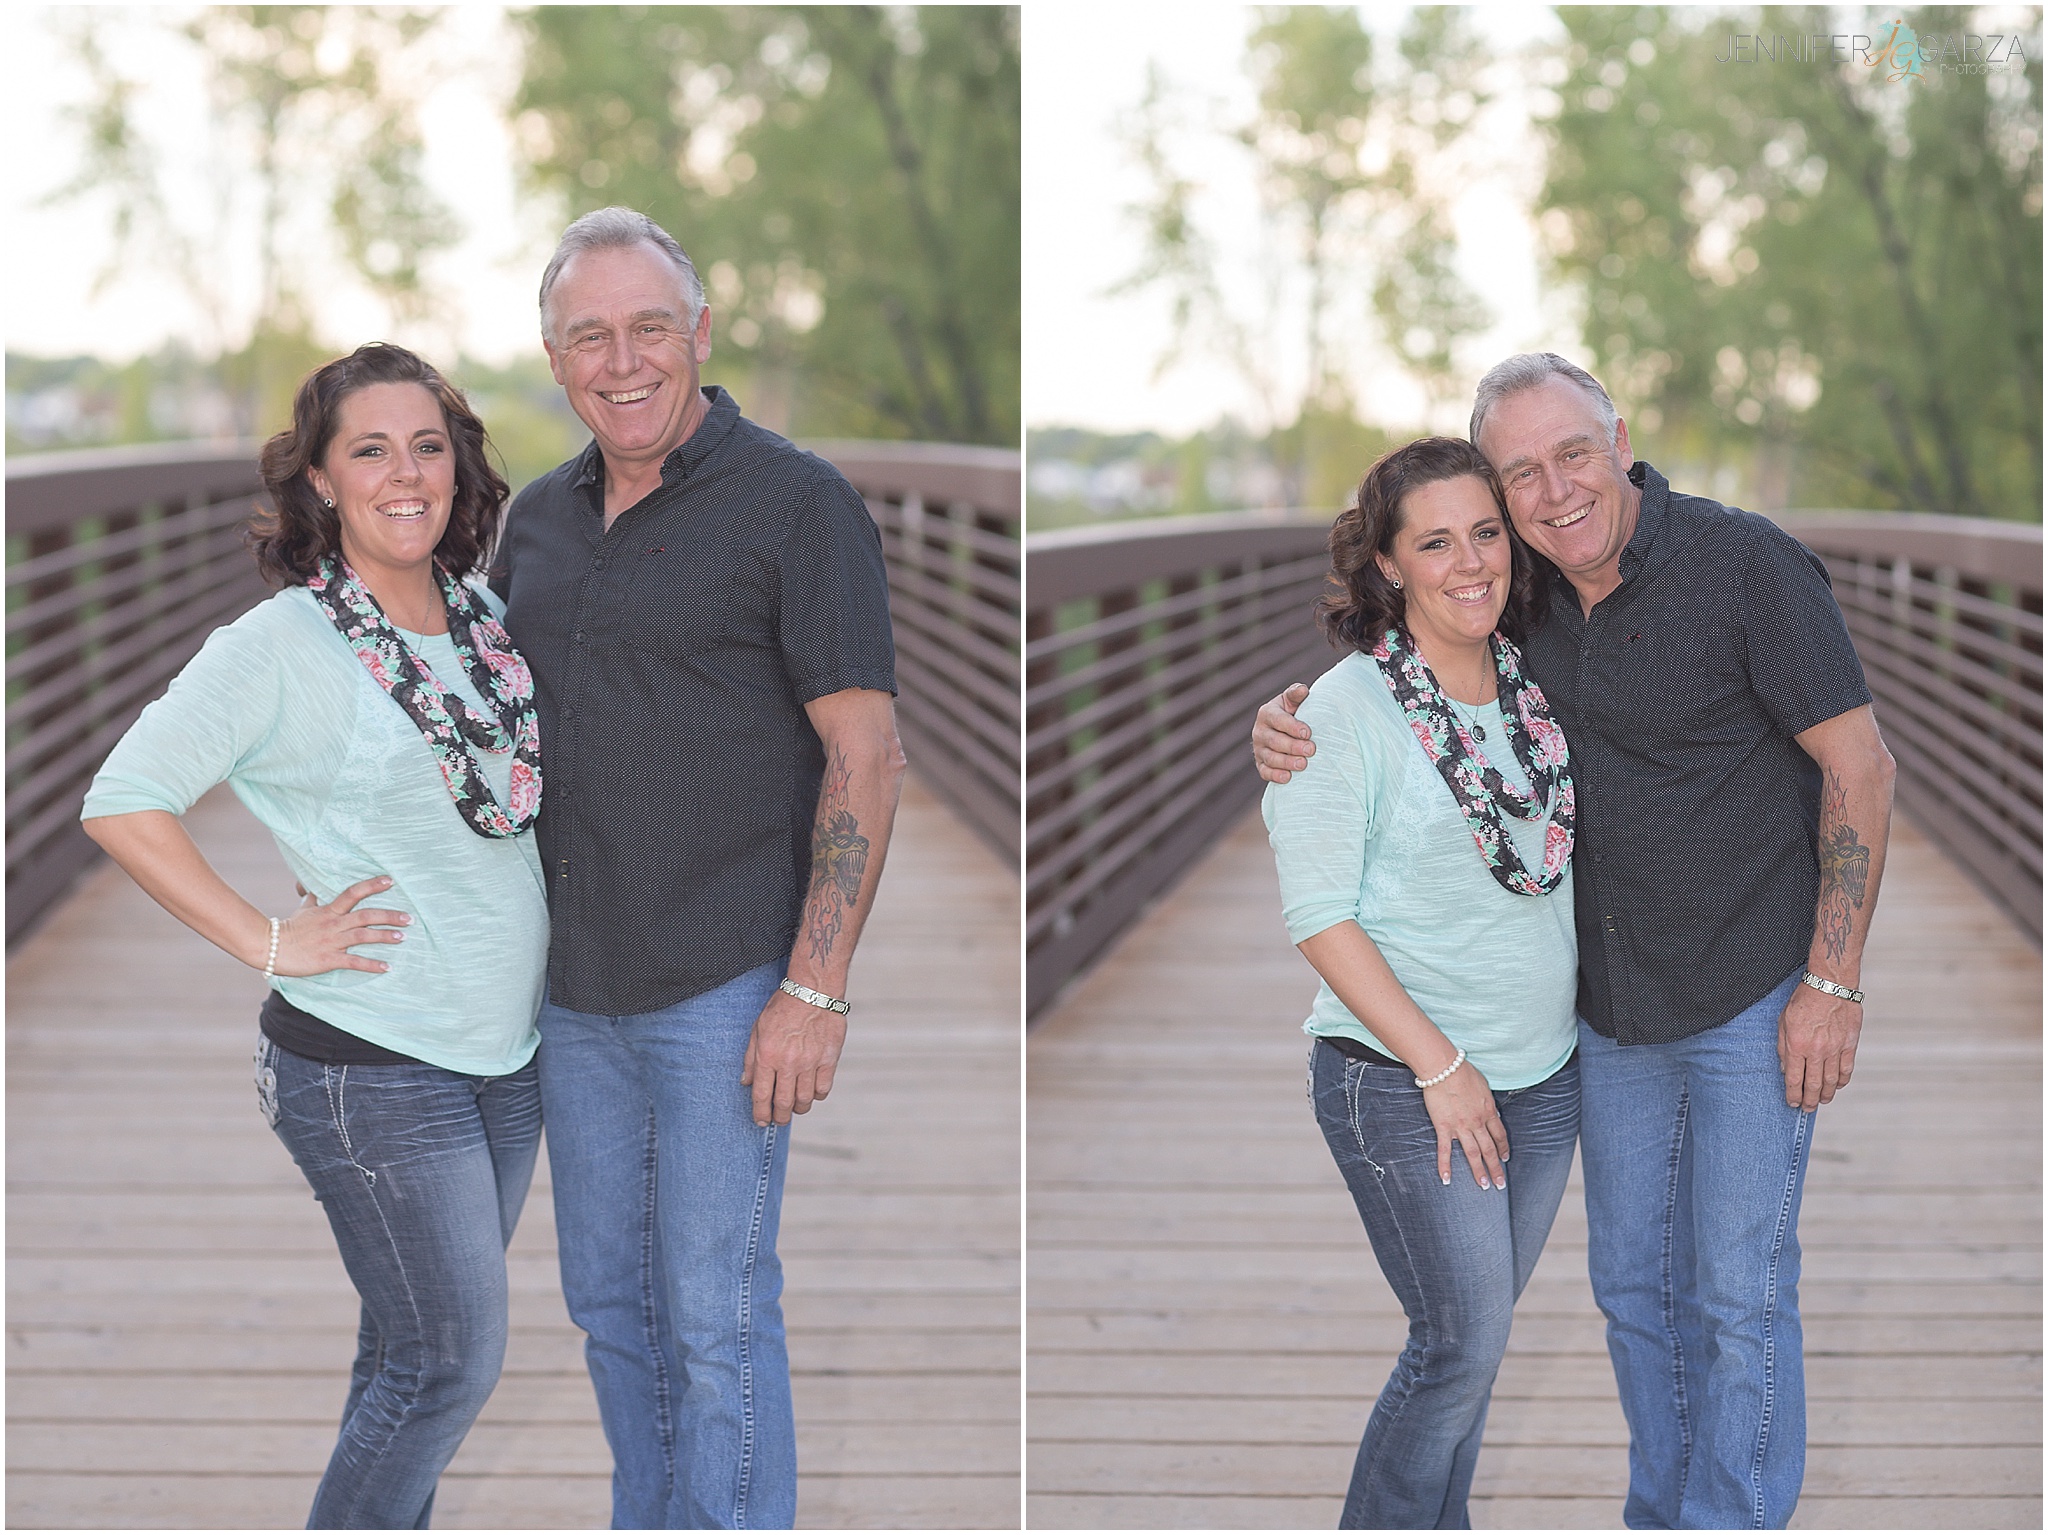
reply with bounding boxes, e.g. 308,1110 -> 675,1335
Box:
1312,1040 -> 1580,1530
255,1035 -> 541,1530
537,959 -> 796,1531
1578,968 -> 1813,1530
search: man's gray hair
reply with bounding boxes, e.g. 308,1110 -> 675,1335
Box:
538,206 -> 705,343
1469,353 -> 1619,448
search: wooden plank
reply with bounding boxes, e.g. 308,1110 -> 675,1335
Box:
1028,1438 -> 2042,1499
1026,806 -> 2042,1526
1025,1390 -> 2034,1446
11,1372 -> 1020,1430
1026,1348 -> 2043,1399
7,772 -> 1020,1531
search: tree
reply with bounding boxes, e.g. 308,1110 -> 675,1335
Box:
1539,6 -> 2041,518
47,6 -> 460,436
1120,6 -> 1495,509
514,5 -> 1019,447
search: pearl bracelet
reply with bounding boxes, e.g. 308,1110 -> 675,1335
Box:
262,917 -> 281,983
1415,1047 -> 1466,1090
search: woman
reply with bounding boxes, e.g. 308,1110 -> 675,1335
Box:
81,342 -> 546,1529
1261,436 -> 1578,1529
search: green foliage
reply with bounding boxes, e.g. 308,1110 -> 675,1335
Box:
1540,6 -> 2042,518
217,325 -> 352,441
46,6 -> 460,432
1025,414 -> 1393,532
1268,405 -> 1398,512
514,5 -> 1019,446
6,351 -> 194,453
445,355 -> 589,498
1120,6 -> 1492,497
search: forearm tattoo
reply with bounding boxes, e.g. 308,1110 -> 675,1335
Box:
805,746 -> 870,964
1817,765 -> 1872,965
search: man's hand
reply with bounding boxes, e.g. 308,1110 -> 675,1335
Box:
1779,704 -> 1891,1112
741,988 -> 846,1128
1776,980 -> 1861,1111
1252,683 -> 1315,783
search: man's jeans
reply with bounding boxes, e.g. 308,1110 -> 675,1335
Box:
539,960 -> 796,1530
1579,968 -> 1813,1530
1312,1039 -> 1581,1530
257,1036 -> 541,1530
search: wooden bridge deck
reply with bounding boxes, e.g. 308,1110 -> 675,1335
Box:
1028,808 -> 2041,1529
7,772 -> 1020,1530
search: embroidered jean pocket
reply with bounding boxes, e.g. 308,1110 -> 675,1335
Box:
253,1037 -> 281,1128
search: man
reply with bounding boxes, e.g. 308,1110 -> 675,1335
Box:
1253,353 -> 1895,1529
492,206 -> 905,1530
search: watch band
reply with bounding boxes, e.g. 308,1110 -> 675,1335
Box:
779,977 -> 850,1015
1800,971 -> 1864,1005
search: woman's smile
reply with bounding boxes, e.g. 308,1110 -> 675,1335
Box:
1377,474 -> 1515,679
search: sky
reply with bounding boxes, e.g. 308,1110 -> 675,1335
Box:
10,2 -> 1579,441
5,5 -> 551,370
1021,1 -> 1582,439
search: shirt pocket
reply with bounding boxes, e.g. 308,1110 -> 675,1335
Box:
1588,617 -> 1753,762
614,543 -> 775,661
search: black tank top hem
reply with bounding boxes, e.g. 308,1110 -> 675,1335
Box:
260,990 -> 430,1067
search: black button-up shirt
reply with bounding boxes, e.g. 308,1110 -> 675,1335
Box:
491,387 -> 895,1016
1521,462 -> 1871,1044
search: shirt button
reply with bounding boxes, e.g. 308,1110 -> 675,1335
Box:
592,558 -> 605,570
563,706 -> 575,719
574,630 -> 585,643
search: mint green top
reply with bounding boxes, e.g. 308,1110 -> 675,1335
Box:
82,585 -> 547,1076
1261,650 -> 1577,1090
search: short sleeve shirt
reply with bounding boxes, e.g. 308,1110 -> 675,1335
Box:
491,386 -> 895,1015
1519,462 -> 1872,1044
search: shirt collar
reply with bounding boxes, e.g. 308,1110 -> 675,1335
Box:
1617,460 -> 1670,585
571,385 -> 743,502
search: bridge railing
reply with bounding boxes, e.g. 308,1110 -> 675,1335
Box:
1772,513 -> 2041,940
6,439 -> 1019,946
1024,508 -> 2042,1016
6,444 -> 273,945
811,441 -> 1020,864
1025,511 -> 1333,1014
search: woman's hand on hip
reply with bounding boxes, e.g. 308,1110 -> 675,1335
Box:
272,876 -> 411,976
1422,1061 -> 1509,1189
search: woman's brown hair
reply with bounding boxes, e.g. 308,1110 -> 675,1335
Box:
1316,436 -> 1548,651
250,343 -> 509,587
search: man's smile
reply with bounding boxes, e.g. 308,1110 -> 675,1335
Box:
598,385 -> 659,404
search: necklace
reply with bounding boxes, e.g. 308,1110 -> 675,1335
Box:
1447,695 -> 1490,743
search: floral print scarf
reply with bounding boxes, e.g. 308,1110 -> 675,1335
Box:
306,555 -> 541,838
1369,625 -> 1574,896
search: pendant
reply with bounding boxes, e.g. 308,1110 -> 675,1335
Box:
1471,723 -> 1486,742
